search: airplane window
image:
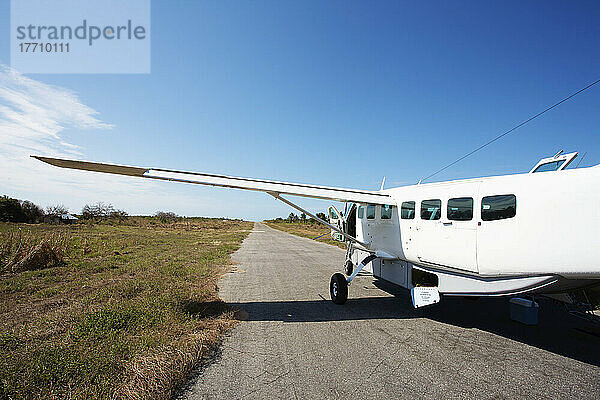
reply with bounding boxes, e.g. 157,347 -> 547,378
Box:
381,204 -> 393,219
366,204 -> 376,219
533,160 -> 565,173
421,199 -> 441,220
401,201 -> 415,219
481,194 -> 516,221
447,197 -> 473,221
357,206 -> 364,219
329,208 -> 338,220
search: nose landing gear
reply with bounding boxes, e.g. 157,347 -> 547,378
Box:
329,254 -> 377,305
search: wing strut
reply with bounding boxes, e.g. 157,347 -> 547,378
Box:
267,192 -> 369,249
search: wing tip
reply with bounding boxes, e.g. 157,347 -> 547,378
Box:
31,155 -> 148,177
31,155 -> 52,164
31,155 -> 64,167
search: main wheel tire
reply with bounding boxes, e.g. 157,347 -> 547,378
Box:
344,260 -> 354,276
330,273 -> 348,305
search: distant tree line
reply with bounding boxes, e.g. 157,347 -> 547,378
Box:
0,195 -> 129,224
268,211 -> 329,223
0,194 -> 192,226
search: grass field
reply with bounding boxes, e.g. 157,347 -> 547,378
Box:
264,220 -> 345,249
0,218 -> 252,400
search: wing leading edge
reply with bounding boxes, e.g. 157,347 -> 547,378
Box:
32,156 -> 393,205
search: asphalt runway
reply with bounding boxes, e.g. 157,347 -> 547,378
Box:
181,222 -> 600,399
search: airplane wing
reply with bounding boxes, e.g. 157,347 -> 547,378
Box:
32,156 -> 393,205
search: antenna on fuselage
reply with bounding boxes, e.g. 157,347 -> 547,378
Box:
380,176 -> 386,191
575,152 -> 587,168
553,150 -> 564,158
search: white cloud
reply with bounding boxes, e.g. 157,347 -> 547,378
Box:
0,65 -> 218,215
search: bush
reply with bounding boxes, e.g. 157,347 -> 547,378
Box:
315,212 -> 327,221
81,202 -> 114,220
46,204 -> 69,217
21,201 -> 45,223
0,196 -> 27,222
109,209 -> 128,222
81,203 -> 128,222
588,286 -> 600,310
154,211 -> 179,223
0,196 -> 45,223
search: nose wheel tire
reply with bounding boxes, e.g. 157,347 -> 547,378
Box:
344,260 -> 354,276
330,273 -> 348,304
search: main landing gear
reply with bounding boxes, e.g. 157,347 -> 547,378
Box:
329,254 -> 377,305
330,273 -> 348,304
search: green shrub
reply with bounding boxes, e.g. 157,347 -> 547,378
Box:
0,196 -> 27,222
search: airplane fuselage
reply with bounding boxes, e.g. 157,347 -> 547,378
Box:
348,164 -> 600,298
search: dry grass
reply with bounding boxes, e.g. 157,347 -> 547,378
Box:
0,230 -> 68,274
0,218 -> 252,400
264,220 -> 346,249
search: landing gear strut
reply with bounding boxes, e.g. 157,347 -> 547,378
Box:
329,254 -> 377,305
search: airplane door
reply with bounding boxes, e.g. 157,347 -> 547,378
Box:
400,201 -> 417,260
436,197 -> 478,272
370,204 -> 401,255
355,204 -> 365,243
345,203 -> 357,239
417,185 -> 479,273
328,205 -> 344,242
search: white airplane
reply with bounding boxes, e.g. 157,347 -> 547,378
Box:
33,151 -> 600,308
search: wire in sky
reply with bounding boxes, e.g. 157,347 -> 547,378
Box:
421,78 -> 600,183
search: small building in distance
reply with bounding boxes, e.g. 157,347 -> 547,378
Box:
44,213 -> 79,224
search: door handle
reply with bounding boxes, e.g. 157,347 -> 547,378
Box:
443,222 -> 453,226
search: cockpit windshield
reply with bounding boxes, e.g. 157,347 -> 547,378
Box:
532,160 -> 565,173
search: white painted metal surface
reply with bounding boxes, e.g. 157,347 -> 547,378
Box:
32,156 -> 392,205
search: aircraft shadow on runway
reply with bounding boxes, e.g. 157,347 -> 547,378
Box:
214,279 -> 600,367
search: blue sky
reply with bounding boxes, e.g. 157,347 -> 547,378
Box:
1,1 -> 599,220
